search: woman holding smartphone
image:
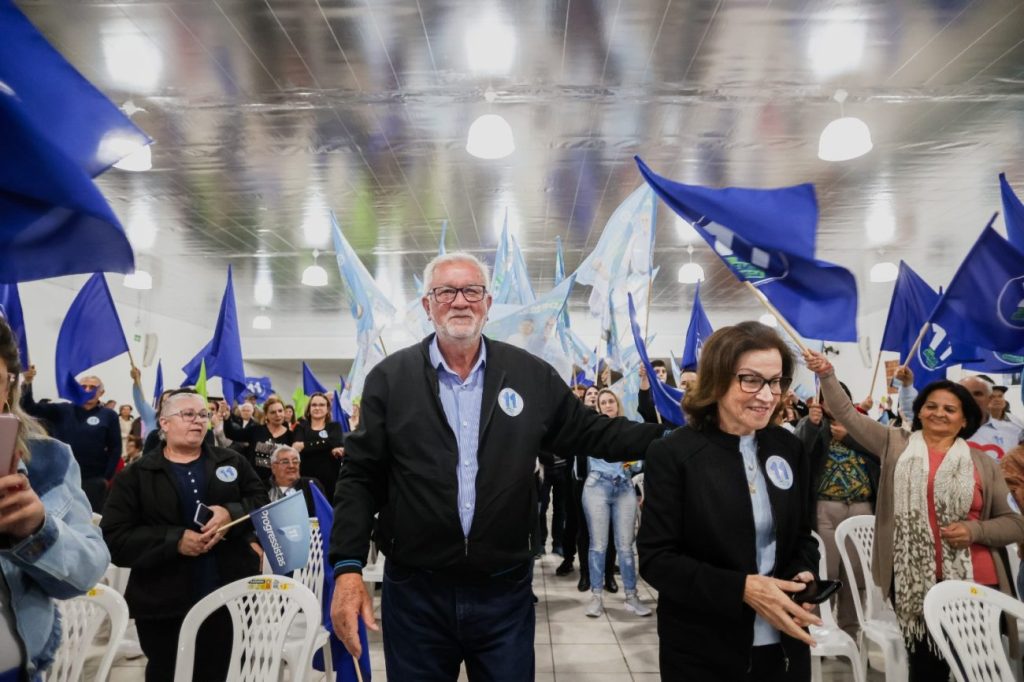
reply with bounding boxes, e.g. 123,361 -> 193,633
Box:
0,318 -> 110,680
638,321 -> 820,681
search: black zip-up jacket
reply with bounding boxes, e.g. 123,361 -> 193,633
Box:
100,443 -> 268,619
329,335 -> 667,575
637,423 -> 818,679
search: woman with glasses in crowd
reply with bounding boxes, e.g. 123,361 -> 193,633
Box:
101,389 -> 267,682
639,321 -> 820,681
0,318 -> 110,681
293,392 -> 345,502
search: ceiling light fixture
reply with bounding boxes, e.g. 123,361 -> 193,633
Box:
807,9 -> 866,80
818,90 -> 873,162
252,315 -> 272,330
466,114 -> 515,160
870,261 -> 899,282
465,13 -> 516,75
123,270 -> 152,290
302,249 -> 328,287
677,245 -> 705,284
866,195 -> 896,244
253,268 -> 274,306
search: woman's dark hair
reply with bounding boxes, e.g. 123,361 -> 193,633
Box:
910,380 -> 983,439
303,392 -> 332,423
683,321 -> 794,430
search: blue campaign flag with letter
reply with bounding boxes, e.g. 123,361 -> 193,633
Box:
251,492 -> 311,575
636,157 -> 858,341
310,485 -> 371,681
182,266 -> 247,404
55,274 -> 129,404
239,377 -> 273,402
152,360 -> 163,408
0,283 -> 29,367
681,282 -> 713,371
1001,173 -> 1024,253
627,294 -> 685,425
0,2 -> 148,283
929,221 -> 1024,357
880,261 -> 979,390
302,362 -> 329,396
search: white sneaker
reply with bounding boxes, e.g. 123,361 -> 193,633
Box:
585,592 -> 604,618
624,591 -> 652,617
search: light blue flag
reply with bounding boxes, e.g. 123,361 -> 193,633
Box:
302,362 -> 329,396
667,351 -> 683,387
1001,173 -> 1024,253
55,274 -> 129,404
491,211 -> 536,306
251,492 -> 312,575
487,276 -> 576,381
0,283 -> 29,368
182,266 -> 247,404
330,213 -> 396,337
929,220 -> 1024,356
554,235 -> 570,329
341,333 -> 387,413
627,294 -> 685,425
681,281 -> 713,371
439,219 -> 448,255
636,156 -> 859,341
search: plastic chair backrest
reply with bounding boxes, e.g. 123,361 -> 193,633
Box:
1007,543 -> 1020,595
43,584 -> 129,682
810,530 -> 839,627
173,575 -> 321,682
293,518 -> 324,603
923,580 -> 1024,682
835,515 -> 889,625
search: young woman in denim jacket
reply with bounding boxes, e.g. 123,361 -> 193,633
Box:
0,318 -> 110,681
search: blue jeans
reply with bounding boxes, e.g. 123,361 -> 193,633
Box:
582,472 -> 638,591
381,560 -> 535,681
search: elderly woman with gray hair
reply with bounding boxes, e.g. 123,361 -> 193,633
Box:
101,389 -> 268,682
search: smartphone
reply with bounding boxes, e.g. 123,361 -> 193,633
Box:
193,502 -> 214,528
0,413 -> 19,476
792,579 -> 843,605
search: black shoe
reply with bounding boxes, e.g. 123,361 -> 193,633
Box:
604,574 -> 619,593
555,559 -> 574,576
577,572 -> 590,592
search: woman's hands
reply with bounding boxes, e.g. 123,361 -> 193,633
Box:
0,466 -> 45,540
940,522 -> 973,550
802,350 -> 833,376
742,573 -> 821,646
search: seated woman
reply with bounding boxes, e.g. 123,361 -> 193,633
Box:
805,350 -> 1024,682
0,317 -> 110,680
639,321 -> 820,681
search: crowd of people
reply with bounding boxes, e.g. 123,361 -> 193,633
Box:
2,250 -> 1024,681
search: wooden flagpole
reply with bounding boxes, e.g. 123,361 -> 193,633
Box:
742,282 -> 810,355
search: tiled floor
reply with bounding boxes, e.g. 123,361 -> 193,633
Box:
107,551 -> 885,681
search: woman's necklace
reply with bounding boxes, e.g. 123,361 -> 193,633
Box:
745,458 -> 758,495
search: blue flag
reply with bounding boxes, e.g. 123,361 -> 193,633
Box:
961,350 -> 1024,373
491,211 -> 536,306
626,294 -> 685,425
182,266 -> 246,404
0,283 -> 29,367
251,493 -> 311,575
55,274 -> 129,404
331,389 -> 351,433
310,485 -> 371,681
636,157 -> 858,341
1001,173 -> 1024,253
681,282 -> 713,371
302,362 -> 329,396
330,213 -> 396,337
239,377 -> 273,402
929,221 -> 1024,357
879,261 -> 979,390
152,360 -> 163,408
0,3 -> 148,283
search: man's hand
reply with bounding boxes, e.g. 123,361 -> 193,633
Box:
22,365 -> 36,384
332,447 -> 345,459
807,399 -> 823,426
130,366 -> 142,385
638,365 -> 650,390
331,573 -> 380,658
742,574 -> 821,646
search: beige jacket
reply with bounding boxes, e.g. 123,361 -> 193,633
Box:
820,372 -> 1024,602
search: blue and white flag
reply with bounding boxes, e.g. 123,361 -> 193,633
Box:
667,351 -> 683,387
330,213 -> 396,337
438,219 -> 449,256
0,283 -> 29,368
251,492 -> 311,575
627,294 -> 685,425
55,274 -> 130,405
681,282 -> 713,371
636,157 -> 859,341
962,350 -> 1024,374
929,221 -> 1024,357
302,362 -> 329,396
1001,173 -> 1024,253
239,376 -> 273,402
487,276 -> 576,381
490,211 -> 536,306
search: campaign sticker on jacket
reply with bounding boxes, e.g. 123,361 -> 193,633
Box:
319,430 -> 328,438
765,456 -> 793,490
86,416 -> 100,426
498,388 -> 524,417
216,465 -> 238,483
1009,493 -> 1021,515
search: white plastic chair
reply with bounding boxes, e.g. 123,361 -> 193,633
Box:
173,575 -> 321,682
924,580 -> 1024,682
834,515 -> 908,682
809,530 -> 866,682
43,584 -> 129,682
282,518 -> 333,680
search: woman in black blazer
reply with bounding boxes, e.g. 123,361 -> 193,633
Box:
637,321 -> 820,681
